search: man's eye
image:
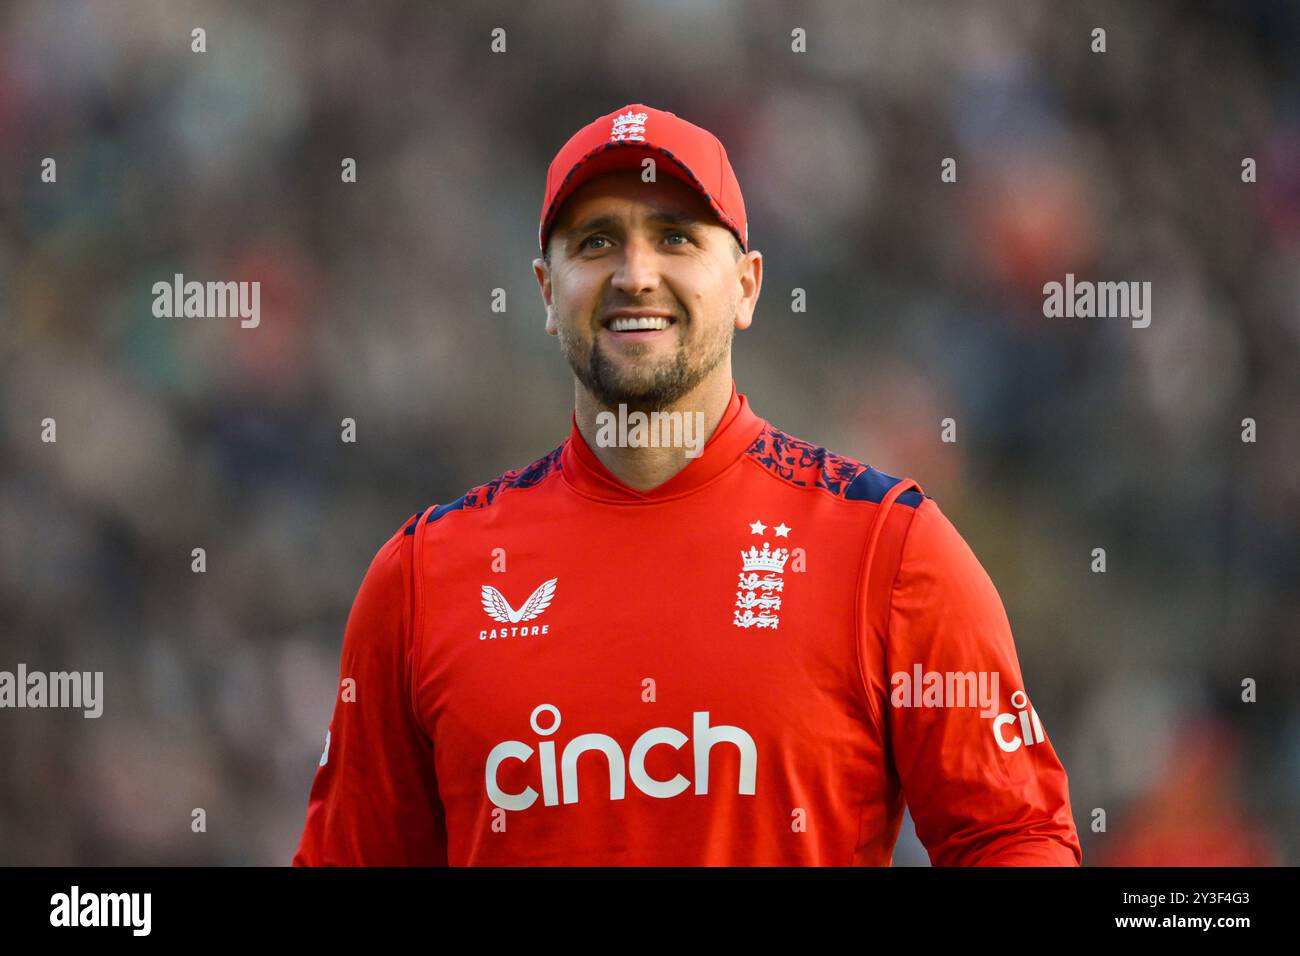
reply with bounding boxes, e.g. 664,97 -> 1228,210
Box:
665,232 -> 690,245
580,235 -> 610,250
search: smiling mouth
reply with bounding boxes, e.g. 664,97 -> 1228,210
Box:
605,315 -> 675,333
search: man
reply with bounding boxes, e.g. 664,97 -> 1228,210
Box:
293,104 -> 1082,866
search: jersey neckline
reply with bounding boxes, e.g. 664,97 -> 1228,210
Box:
559,381 -> 767,502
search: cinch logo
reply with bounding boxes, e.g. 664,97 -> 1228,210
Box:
485,704 -> 757,810
990,690 -> 1047,753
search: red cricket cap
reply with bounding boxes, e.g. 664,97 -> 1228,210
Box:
539,103 -> 748,256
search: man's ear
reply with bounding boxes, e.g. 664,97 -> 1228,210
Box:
533,257 -> 558,336
733,249 -> 762,331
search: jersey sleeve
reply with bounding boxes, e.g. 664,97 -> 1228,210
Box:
292,512 -> 449,866
884,497 -> 1082,866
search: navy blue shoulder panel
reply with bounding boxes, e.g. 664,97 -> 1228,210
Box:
419,442 -> 565,528
744,423 -> 927,508
844,467 -> 925,508
406,496 -> 465,533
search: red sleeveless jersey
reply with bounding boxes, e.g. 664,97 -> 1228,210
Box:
293,384 -> 1082,866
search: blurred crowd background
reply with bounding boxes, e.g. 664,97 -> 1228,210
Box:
1,0 -> 1297,865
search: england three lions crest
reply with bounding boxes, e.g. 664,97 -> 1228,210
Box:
611,110 -> 648,142
733,519 -> 797,630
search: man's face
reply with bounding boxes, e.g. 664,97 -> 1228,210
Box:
534,169 -> 760,410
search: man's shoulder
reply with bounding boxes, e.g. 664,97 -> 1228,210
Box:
404,439 -> 568,537
744,420 -> 928,509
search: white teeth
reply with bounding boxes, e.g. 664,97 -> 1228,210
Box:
608,316 -> 671,332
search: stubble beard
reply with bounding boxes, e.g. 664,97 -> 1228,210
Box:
559,310 -> 734,413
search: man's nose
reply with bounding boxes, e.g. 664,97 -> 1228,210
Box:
611,234 -> 660,296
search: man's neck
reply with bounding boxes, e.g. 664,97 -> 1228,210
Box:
574,372 -> 734,492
